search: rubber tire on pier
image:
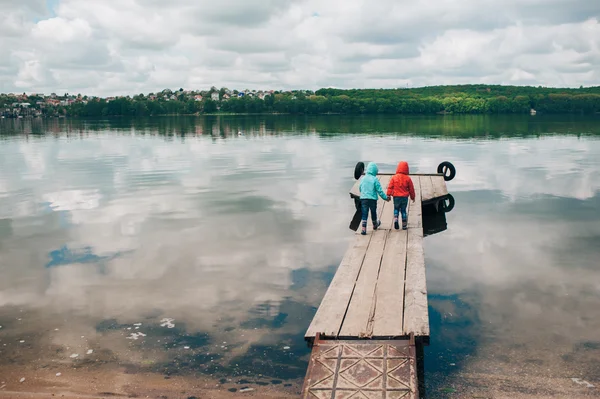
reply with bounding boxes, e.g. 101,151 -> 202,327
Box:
437,161 -> 456,181
440,193 -> 455,213
354,162 -> 365,180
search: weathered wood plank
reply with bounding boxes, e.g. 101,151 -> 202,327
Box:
403,228 -> 428,336
431,175 -> 448,199
305,234 -> 372,338
403,178 -> 429,336
419,176 -> 435,203
378,176 -> 394,230
408,178 -> 422,229
371,228 -> 408,337
339,229 -> 388,337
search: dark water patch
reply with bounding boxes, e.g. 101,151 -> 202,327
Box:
291,266 -> 336,290
225,342 -> 308,380
96,319 -> 131,332
424,293 -> 481,392
576,341 -> 600,351
241,311 -> 288,330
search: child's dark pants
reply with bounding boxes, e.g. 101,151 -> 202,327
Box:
361,199 -> 378,224
394,196 -> 409,221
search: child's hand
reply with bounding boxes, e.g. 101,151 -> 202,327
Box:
386,197 -> 391,202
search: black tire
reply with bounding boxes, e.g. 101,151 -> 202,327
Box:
354,162 -> 365,180
440,194 -> 455,213
437,161 -> 456,181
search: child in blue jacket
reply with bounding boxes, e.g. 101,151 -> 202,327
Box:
359,162 -> 390,235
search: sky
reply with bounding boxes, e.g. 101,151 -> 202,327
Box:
0,0 -> 599,96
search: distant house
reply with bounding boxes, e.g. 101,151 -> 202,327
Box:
238,92 -> 245,98
194,95 -> 203,102
247,92 -> 254,98
170,95 -> 176,100
258,92 -> 266,100
222,94 -> 230,101
211,92 -> 219,101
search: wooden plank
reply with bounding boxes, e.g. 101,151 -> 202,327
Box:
403,228 -> 428,336
379,176 -> 394,230
419,176 -> 434,203
371,228 -> 408,337
305,234 -> 372,338
379,198 -> 394,230
403,178 -> 429,336
431,175 -> 448,198
407,177 -> 422,229
339,229 -> 388,338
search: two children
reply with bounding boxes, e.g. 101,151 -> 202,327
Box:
359,161 -> 415,234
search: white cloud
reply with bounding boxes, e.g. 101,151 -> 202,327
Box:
0,0 -> 598,94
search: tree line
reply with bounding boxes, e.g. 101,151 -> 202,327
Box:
62,85 -> 600,116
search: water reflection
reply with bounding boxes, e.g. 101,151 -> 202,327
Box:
1,115 -> 599,397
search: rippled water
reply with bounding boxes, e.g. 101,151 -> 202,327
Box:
1,115 -> 599,397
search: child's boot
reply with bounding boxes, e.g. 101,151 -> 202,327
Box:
402,219 -> 407,230
373,219 -> 381,230
394,216 -> 399,230
361,221 -> 367,235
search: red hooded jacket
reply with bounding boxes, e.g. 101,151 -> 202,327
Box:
387,161 -> 415,200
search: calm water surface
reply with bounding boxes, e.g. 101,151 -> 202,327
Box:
1,115 -> 599,396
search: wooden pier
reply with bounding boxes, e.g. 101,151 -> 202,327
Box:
302,166 -> 453,399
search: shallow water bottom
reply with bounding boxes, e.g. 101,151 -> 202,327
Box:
0,366 -> 300,398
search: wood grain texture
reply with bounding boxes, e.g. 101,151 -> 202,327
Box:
371,228 -> 409,337
339,229 -> 388,338
305,234 -> 372,338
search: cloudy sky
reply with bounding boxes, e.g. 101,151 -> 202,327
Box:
1,0 -> 599,95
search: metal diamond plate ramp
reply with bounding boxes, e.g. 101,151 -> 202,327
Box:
302,336 -> 418,399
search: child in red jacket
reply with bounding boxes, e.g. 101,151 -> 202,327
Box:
386,161 -> 415,230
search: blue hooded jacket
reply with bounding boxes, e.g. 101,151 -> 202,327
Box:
359,162 -> 388,201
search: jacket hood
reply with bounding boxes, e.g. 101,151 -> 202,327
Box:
396,161 -> 409,175
366,162 -> 378,176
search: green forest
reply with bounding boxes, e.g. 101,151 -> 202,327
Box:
37,85 -> 600,116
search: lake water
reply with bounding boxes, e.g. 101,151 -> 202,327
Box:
1,115 -> 599,397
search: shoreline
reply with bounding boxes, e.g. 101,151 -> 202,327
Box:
0,365 -> 301,398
